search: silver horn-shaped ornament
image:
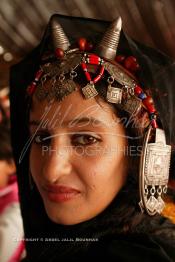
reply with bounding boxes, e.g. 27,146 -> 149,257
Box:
96,17 -> 122,60
50,15 -> 70,51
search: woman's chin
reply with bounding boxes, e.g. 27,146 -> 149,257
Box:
43,202 -> 81,225
45,210 -> 84,225
44,203 -> 98,225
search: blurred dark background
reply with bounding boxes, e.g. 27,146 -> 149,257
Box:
0,0 -> 175,89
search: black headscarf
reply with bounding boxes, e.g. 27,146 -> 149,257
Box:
10,14 -> 175,261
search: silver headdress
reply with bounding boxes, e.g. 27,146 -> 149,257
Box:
50,15 -> 70,51
96,17 -> 122,60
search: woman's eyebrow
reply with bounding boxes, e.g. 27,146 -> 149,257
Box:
29,117 -> 108,128
63,117 -> 107,127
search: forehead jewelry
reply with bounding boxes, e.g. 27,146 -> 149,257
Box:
81,54 -> 104,99
106,76 -> 122,104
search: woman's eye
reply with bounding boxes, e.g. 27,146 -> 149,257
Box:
71,134 -> 101,146
33,133 -> 51,145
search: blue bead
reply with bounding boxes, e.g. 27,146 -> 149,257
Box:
138,92 -> 147,100
150,113 -> 155,120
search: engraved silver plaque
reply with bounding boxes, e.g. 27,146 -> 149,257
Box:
139,127 -> 171,215
122,96 -> 142,115
104,62 -> 137,88
107,85 -> 122,104
42,52 -> 82,77
81,83 -> 98,99
145,141 -> 171,186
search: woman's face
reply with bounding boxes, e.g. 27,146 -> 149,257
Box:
29,88 -> 127,225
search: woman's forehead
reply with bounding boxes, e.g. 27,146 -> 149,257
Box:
30,88 -> 118,126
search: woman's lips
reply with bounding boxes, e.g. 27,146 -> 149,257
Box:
43,185 -> 81,203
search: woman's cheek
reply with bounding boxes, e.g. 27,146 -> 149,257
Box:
79,160 -> 106,189
30,145 -> 43,179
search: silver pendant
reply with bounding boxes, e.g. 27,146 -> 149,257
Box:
122,96 -> 142,115
54,79 -> 77,101
139,126 -> 171,215
145,128 -> 171,186
156,196 -> 165,214
106,85 -> 122,104
81,82 -> 98,99
146,195 -> 158,213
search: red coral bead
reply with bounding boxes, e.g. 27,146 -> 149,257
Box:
78,38 -> 87,51
134,85 -> 142,95
35,70 -> 43,81
143,96 -> 156,113
81,62 -> 86,70
27,82 -> 36,95
132,63 -> 140,72
142,96 -> 153,106
85,42 -> 93,51
124,56 -> 140,72
85,71 -> 91,81
115,55 -> 125,63
147,104 -> 156,113
55,48 -> 64,59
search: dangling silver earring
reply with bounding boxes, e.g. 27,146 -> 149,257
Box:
139,125 -> 171,215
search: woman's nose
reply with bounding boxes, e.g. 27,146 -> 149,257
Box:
41,140 -> 72,183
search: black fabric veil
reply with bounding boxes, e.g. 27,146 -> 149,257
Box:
9,14 -> 175,260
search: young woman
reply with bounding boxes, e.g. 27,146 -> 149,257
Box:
10,14 -> 175,261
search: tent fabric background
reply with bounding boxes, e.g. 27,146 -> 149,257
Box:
1,0 -> 175,90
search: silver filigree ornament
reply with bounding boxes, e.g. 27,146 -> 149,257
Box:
122,94 -> 142,115
106,76 -> 122,104
104,62 -> 137,88
34,51 -> 83,102
139,126 -> 171,215
35,74 -> 50,101
82,81 -> 98,99
52,69 -> 78,101
54,79 -> 77,101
